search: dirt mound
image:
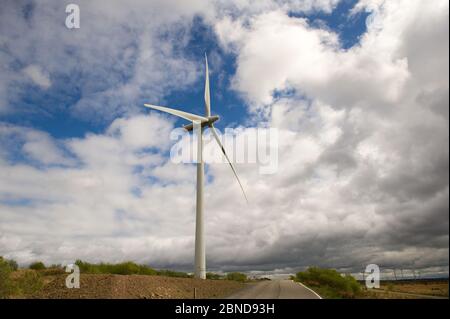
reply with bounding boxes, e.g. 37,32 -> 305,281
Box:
33,274 -> 244,299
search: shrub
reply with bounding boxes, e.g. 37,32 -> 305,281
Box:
156,269 -> 191,278
104,261 -> 141,275
29,261 -> 46,270
0,256 -> 18,272
206,272 -> 224,280
138,264 -> 158,276
74,260 -> 195,278
226,272 -> 247,282
7,259 -> 19,271
295,267 -> 361,298
0,257 -> 16,298
0,257 -> 41,298
75,260 -> 97,273
75,260 -> 158,276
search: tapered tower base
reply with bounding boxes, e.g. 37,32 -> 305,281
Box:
194,123 -> 206,279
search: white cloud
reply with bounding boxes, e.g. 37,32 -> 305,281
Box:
22,65 -> 51,89
107,114 -> 174,150
22,131 -> 72,165
215,9 -> 411,111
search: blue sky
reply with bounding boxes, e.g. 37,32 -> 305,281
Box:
0,0 -> 448,278
2,0 -> 369,140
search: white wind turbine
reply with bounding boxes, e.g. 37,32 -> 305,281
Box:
144,54 -> 247,279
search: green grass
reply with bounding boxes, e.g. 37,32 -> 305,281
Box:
155,269 -> 192,278
206,272 -> 224,280
226,272 -> 248,282
15,270 -> 44,295
75,260 -> 156,275
74,260 -> 192,278
294,267 -> 361,299
0,257 -> 16,298
1,257 -> 43,298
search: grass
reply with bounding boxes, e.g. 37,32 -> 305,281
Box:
360,280 -> 449,298
226,272 -> 248,282
294,267 -> 361,299
14,270 -> 44,295
206,272 -> 224,280
75,260 -> 204,278
0,257 -> 15,298
155,269 -> 191,278
1,257 -> 44,298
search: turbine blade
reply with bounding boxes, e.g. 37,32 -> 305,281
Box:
144,104 -> 208,123
204,54 -> 211,117
210,125 -> 248,203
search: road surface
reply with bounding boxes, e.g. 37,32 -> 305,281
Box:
227,280 -> 321,299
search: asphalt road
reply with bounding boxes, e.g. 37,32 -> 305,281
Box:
227,280 -> 321,299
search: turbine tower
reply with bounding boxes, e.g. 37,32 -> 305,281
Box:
144,54 -> 247,279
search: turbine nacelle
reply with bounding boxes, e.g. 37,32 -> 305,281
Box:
182,115 -> 220,131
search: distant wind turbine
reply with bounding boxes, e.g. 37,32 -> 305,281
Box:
144,54 -> 247,279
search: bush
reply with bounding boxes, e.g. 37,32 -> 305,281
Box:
0,257 -> 16,298
74,260 -> 195,278
104,261 -> 141,275
0,256 -> 18,271
156,269 -> 191,278
295,267 -> 361,298
7,259 -> 19,271
75,260 -> 158,276
1,257 -> 44,297
226,272 -> 247,282
75,260 -> 98,273
137,264 -> 158,276
206,272 -> 224,280
29,261 -> 46,270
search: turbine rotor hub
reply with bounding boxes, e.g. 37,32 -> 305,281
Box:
208,115 -> 220,124
182,115 -> 219,131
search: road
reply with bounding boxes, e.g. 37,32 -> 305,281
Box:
227,280 -> 321,299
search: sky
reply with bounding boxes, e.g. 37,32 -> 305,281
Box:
0,0 -> 448,278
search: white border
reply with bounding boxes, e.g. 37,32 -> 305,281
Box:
292,280 -> 323,299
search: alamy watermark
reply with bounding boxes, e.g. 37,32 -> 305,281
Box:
170,127 -> 279,174
65,263 -> 80,288
65,4 -> 80,29
364,264 -> 380,289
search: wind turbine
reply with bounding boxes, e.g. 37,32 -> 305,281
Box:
144,54 -> 247,279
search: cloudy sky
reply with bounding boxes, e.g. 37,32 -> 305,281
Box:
0,0 -> 448,278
